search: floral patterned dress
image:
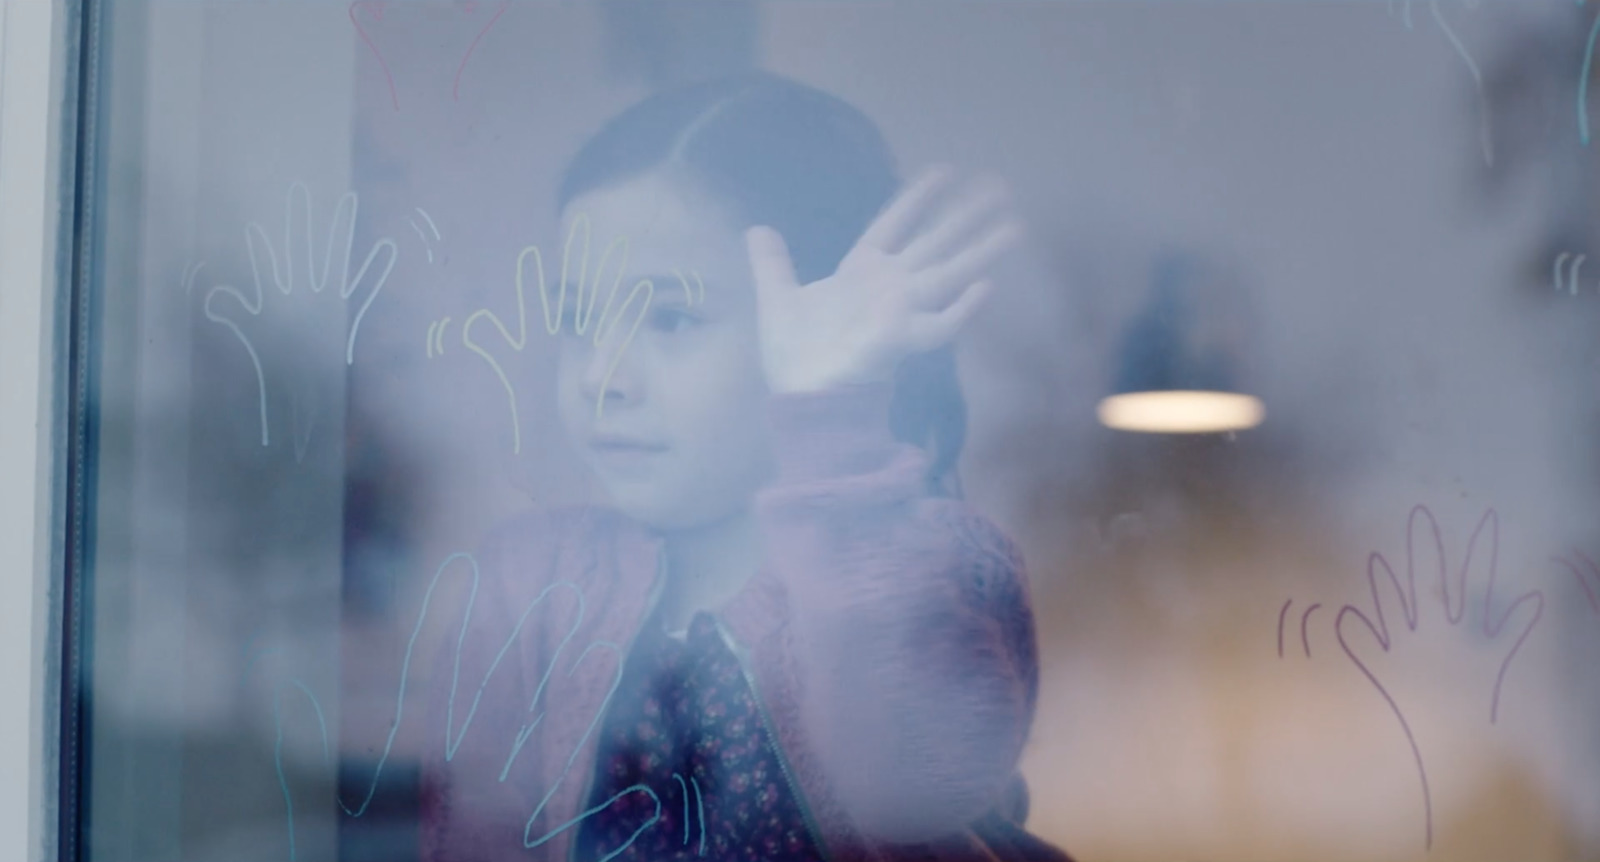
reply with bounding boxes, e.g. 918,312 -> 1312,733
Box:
569,610 -> 827,862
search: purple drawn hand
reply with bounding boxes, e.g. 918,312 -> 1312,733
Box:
1551,550 -> 1600,839
1554,550 -> 1600,620
1280,505 -> 1545,853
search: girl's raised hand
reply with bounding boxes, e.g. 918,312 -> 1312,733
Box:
745,165 -> 1024,394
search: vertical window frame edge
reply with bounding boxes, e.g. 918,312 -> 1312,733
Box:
59,1 -> 98,861
0,0 -> 89,860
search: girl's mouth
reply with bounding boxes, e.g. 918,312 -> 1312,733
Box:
588,435 -> 669,471
589,433 -> 667,451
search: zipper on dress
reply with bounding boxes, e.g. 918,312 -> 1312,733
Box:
711,617 -> 834,862
566,545 -> 670,862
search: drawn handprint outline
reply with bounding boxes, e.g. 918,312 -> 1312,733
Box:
1276,598 -> 1323,659
1553,252 -> 1588,296
261,552 -> 678,862
1554,550 -> 1600,617
1390,0 -> 1493,166
349,0 -> 510,112
202,181 -> 398,449
1581,1 -> 1600,145
1327,505 -> 1544,851
458,211 -> 704,454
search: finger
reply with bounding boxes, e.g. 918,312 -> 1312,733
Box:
1571,551 -> 1600,613
1485,589 -> 1543,724
1405,505 -> 1448,623
745,226 -> 801,293
1333,604 -> 1390,666
905,279 -> 995,351
858,164 -> 956,252
344,238 -> 398,365
914,219 -> 1024,307
900,175 -> 1011,270
246,222 -> 288,297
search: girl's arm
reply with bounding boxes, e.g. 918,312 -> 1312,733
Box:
753,380 -> 1042,844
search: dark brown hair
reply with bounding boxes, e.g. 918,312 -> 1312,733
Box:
557,71 -> 967,496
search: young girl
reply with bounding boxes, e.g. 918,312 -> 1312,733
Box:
419,71 -> 1069,862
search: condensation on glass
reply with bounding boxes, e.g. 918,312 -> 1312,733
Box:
76,2 -> 1600,862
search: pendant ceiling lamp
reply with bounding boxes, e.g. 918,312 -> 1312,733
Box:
1097,251 -> 1266,434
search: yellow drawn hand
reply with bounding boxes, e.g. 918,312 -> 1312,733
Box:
200,181 -> 398,453
456,213 -> 700,455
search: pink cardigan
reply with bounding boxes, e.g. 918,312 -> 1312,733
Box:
417,382 -> 1053,862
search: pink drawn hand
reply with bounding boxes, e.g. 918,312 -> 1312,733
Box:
1279,505 -> 1545,853
350,0 -> 509,112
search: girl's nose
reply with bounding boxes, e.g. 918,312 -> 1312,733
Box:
579,310 -> 645,405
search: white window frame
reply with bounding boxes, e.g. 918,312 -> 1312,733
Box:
0,1 -> 75,860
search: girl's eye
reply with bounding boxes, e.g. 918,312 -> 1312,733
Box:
650,308 -> 700,334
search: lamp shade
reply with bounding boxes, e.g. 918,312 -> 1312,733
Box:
1098,252 -> 1265,434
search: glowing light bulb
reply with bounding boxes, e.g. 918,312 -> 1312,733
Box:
1096,390 -> 1265,434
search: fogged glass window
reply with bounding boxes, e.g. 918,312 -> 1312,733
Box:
75,2 -> 1600,861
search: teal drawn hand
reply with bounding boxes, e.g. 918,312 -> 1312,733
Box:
257,552 -> 669,862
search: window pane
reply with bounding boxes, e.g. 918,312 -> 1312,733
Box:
78,2 -> 1600,861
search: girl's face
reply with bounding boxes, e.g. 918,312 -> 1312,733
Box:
555,170 -> 776,530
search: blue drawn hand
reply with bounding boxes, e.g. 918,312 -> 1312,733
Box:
259,552 -> 669,862
1391,0 -> 1493,165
